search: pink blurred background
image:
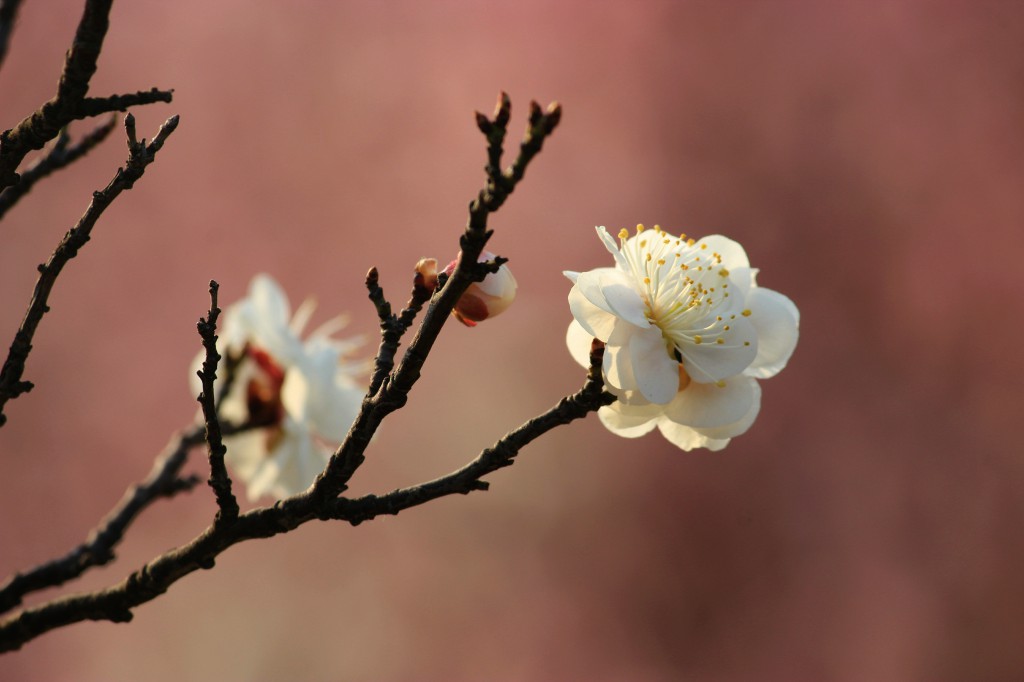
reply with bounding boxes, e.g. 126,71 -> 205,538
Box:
1,1 -> 1023,680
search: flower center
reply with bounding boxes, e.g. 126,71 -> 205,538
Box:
245,346 -> 286,427
616,224 -> 748,356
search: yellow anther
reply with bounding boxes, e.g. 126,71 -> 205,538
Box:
663,239 -> 670,244
724,325 -> 730,331
636,223 -> 645,233
742,309 -> 751,317
694,335 -> 703,344
730,314 -> 736,319
618,228 -> 628,239
654,224 -> 662,232
640,239 -> 647,248
680,264 -> 688,270
686,238 -> 695,246
719,268 -> 730,277
716,338 -> 725,345
715,380 -> 726,388
743,341 -> 750,346
700,243 -> 707,250
646,253 -> 652,262
716,316 -> 723,321
657,259 -> 665,265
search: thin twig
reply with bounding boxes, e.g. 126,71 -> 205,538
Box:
0,0 -> 23,71
332,342 -> 614,525
196,280 -> 238,525
0,426 -> 206,616
0,350 -> 611,653
0,0 -> 172,191
0,116 -> 118,220
0,114 -> 180,427
309,95 -> 562,501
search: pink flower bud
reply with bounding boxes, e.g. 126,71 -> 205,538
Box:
443,251 -> 517,327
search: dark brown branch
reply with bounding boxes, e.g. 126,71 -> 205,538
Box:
332,342 -> 614,525
0,0 -> 23,71
196,280 -> 238,525
311,95 -> 562,502
0,0 -> 172,191
0,116 -> 117,220
0,426 -> 207,616
364,263 -> 436,398
0,349 -> 611,653
0,113 -> 180,427
77,89 -> 173,117
0,95 -> 565,653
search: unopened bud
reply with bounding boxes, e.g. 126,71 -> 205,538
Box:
415,258 -> 439,293
443,251 -> 517,327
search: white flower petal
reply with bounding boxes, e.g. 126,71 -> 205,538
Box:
598,401 -> 659,438
663,375 -> 759,429
575,268 -> 650,329
692,381 -> 762,440
280,367 -> 310,421
654,419 -> 708,451
289,297 -> 318,336
224,430 -> 271,484
477,263 -> 517,297
603,344 -> 635,393
680,317 -> 758,384
568,283 -> 618,341
566,320 -> 594,369
695,235 -> 750,269
627,327 -> 679,404
743,287 -> 800,379
596,226 -> 632,272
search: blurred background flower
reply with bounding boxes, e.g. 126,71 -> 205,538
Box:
1,1 -> 1022,680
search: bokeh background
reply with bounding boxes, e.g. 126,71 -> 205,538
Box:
1,1 -> 1023,680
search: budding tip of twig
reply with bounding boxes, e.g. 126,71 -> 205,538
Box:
495,91 -> 511,126
366,266 -> 379,286
528,100 -> 542,125
545,102 -> 562,129
475,111 -> 491,134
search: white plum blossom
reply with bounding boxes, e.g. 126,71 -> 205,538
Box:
190,274 -> 368,500
441,251 -> 517,327
565,224 -> 798,451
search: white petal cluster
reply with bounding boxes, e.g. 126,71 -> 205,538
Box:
565,225 -> 798,451
190,274 -> 367,500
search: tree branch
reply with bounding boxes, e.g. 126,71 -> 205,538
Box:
0,0 -> 23,72
0,347 -> 611,653
196,280 -> 238,525
0,113 -> 180,427
0,426 -> 206,616
310,94 -> 562,502
0,0 -> 172,191
0,94 -> 570,654
0,116 -> 117,220
332,342 -> 614,525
